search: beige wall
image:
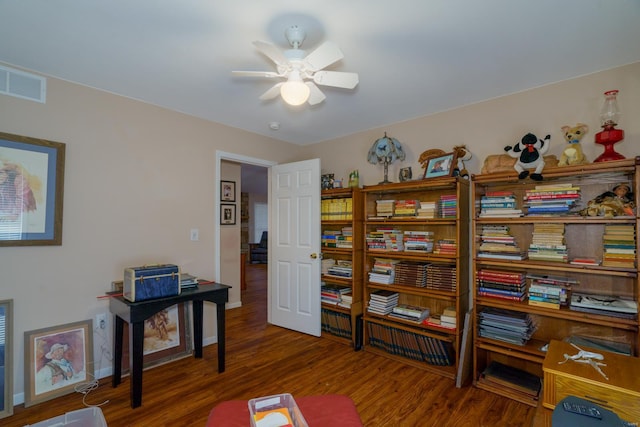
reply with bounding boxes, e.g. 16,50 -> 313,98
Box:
1,61 -> 638,402
303,62 -> 640,186
0,69 -> 303,400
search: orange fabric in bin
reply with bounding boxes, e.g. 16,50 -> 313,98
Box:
207,394 -> 363,427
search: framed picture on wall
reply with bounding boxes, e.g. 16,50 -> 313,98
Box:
24,320 -> 93,407
221,180 -> 236,202
0,132 -> 66,246
221,203 -> 236,225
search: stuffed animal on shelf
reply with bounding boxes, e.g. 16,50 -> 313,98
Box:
452,145 -> 472,178
504,133 -> 551,181
578,183 -> 635,217
558,123 -> 589,166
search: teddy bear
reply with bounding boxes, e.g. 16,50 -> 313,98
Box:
558,123 -> 589,166
504,133 -> 551,181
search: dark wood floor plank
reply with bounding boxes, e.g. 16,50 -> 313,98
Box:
6,263 -> 538,426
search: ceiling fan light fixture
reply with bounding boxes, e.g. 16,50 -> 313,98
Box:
280,79 -> 310,106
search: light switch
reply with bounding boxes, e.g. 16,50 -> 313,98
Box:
190,228 -> 199,241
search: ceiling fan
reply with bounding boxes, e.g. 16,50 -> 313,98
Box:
232,25 -> 359,106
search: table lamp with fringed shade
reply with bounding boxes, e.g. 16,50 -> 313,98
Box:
367,132 -> 406,184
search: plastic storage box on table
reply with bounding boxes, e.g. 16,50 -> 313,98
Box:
26,407 -> 107,427
249,393 -> 308,427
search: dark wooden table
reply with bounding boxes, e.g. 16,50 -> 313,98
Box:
109,283 -> 230,408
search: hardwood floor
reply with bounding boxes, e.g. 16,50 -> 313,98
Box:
7,263 -> 539,426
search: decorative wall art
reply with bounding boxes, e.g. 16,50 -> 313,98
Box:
221,180 -> 236,202
120,303 -> 192,374
221,204 -> 236,225
0,299 -> 13,419
0,132 -> 65,246
24,320 -> 93,407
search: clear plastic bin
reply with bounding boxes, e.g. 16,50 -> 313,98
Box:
248,393 -> 308,427
26,407 -> 107,427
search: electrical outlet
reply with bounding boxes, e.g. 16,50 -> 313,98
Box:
95,313 -> 107,330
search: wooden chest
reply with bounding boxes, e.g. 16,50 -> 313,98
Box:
542,339 -> 640,424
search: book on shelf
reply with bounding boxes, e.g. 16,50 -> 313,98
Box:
481,361 -> 541,398
570,293 -> 638,318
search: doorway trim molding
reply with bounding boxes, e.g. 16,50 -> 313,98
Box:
214,150 -> 276,293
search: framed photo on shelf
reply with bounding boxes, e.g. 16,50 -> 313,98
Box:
0,299 -> 13,419
221,203 -> 236,225
0,132 -> 66,246
220,180 -> 236,202
424,152 -> 456,179
24,320 -> 93,407
399,167 -> 412,182
321,174 -> 334,190
121,303 -> 192,374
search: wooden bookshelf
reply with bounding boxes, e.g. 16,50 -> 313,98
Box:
320,187 -> 364,349
471,157 -> 640,406
361,178 -> 470,381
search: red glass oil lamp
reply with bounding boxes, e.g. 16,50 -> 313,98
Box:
594,90 -> 625,162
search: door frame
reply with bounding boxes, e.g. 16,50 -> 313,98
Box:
214,150 -> 276,307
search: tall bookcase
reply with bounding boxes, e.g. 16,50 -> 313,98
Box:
471,157 -> 640,406
320,187 -> 364,349
361,178 -> 470,380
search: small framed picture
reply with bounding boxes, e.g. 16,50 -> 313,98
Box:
424,152 -> 456,179
321,174 -> 334,190
220,180 -> 236,202
399,167 -> 412,182
24,320 -> 93,407
221,203 -> 236,225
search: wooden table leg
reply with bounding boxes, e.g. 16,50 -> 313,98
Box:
131,321 -> 145,408
193,300 -> 204,358
217,301 -> 226,373
112,315 -> 124,387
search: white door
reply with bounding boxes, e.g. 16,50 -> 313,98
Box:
268,159 -> 321,336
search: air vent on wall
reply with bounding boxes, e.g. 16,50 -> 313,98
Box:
0,65 -> 46,103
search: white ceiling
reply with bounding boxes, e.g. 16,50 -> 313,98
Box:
1,1 -> 639,146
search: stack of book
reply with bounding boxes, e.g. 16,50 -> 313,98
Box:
439,194 -> 457,218
368,258 -> 398,284
365,227 -> 404,252
339,292 -> 353,309
403,230 -> 434,253
570,293 -> 638,319
180,273 -> 198,289
326,260 -> 353,278
367,289 -> 399,315
321,258 -> 335,275
479,361 -> 542,401
375,199 -> 395,217
393,261 -> 429,287
393,199 -> 419,217
433,238 -> 457,256
602,224 -> 636,268
476,269 -> 527,301
523,183 -> 581,216
426,264 -> 457,291
477,225 -> 526,260
321,309 -> 352,338
321,283 -> 351,306
527,273 -> 574,309
388,304 -> 430,323
478,191 -> 523,218
321,197 -> 353,220
478,308 -> 537,345
417,201 -> 437,218
527,223 -> 567,263
440,307 -> 457,329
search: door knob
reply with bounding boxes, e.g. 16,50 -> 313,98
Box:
310,253 -> 318,259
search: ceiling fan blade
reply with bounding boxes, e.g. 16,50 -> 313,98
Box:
306,82 -> 326,105
253,40 -> 288,66
313,71 -> 359,89
259,83 -> 283,101
232,70 -> 282,78
303,41 -> 344,71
